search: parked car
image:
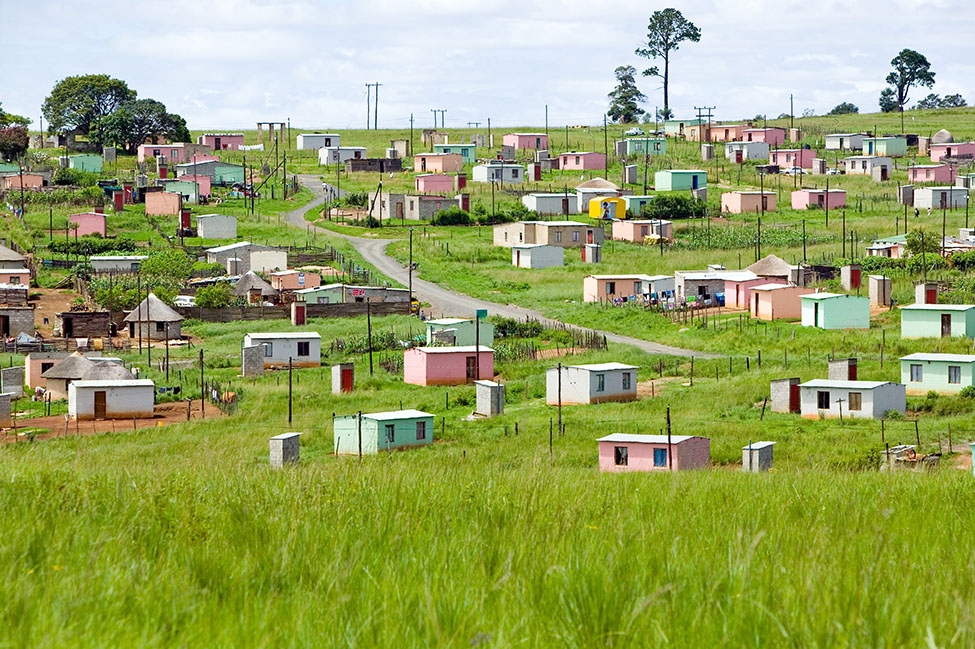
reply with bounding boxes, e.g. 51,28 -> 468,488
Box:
625,127 -> 644,136
826,168 -> 843,175
782,166 -> 807,175
174,295 -> 196,307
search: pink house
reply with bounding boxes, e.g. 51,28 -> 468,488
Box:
559,152 -> 606,170
269,270 -> 322,291
930,142 -> 975,163
68,211 -> 107,237
415,174 -> 454,193
743,128 -> 786,146
597,434 -> 711,472
721,191 -> 776,214
403,346 -> 494,386
197,133 -> 245,150
503,133 -> 548,150
908,164 -> 957,184
414,153 -> 463,173
2,173 -> 44,190
145,192 -> 182,216
750,283 -> 814,320
137,144 -> 185,163
0,268 -> 29,285
611,219 -> 673,242
791,188 -> 846,210
188,154 -> 221,164
710,124 -> 749,142
179,174 -> 212,196
770,149 -> 816,169
724,274 -> 786,309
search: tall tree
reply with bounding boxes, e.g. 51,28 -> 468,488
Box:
915,93 -> 942,110
42,74 -> 135,136
635,8 -> 701,115
607,66 -> 646,123
883,49 -> 935,114
89,99 -> 191,152
941,93 -> 967,108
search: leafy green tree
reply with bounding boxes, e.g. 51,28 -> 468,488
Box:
89,99 -> 190,152
905,229 -> 940,257
195,283 -> 233,308
827,102 -> 859,115
640,193 -> 705,220
941,93 -> 967,108
915,93 -> 942,109
41,74 -> 135,136
879,88 -> 898,113
607,66 -> 646,123
0,126 -> 28,161
139,249 -> 193,280
635,8 -> 701,115
0,103 -> 30,128
883,49 -> 935,115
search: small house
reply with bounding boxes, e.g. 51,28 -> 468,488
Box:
512,244 -> 564,269
434,143 -> 476,164
41,353 -> 130,400
588,196 -> 626,220
197,133 -> 245,150
123,293 -> 184,340
333,410 -> 434,455
623,195 -> 656,216
89,255 -> 147,272
742,128 -> 785,146
68,379 -> 155,420
54,311 -> 110,338
575,177 -> 622,212
901,353 -> 975,394
597,434 -> 710,472
403,346 -> 494,386
137,144 -> 185,163
68,212 -> 107,237
654,169 -> 706,191
425,318 -> 495,347
865,235 -> 906,259
791,188 -> 847,210
195,213 -> 237,239
908,164 -> 957,184
825,133 -> 864,151
472,162 -> 524,184
234,271 -> 279,304
0,268 -> 28,285
174,161 -> 245,185
863,137 -> 907,157
611,219 -> 672,243
145,191 -> 182,217
558,152 -> 606,170
502,133 -> 548,150
843,156 -> 892,179
930,142 -> 975,163
413,153 -> 463,173
270,270 -> 321,291
206,241 -> 279,274
547,363 -> 638,404
663,119 -> 704,138
769,148 -> 816,169
414,174 -> 454,193
1,173 -> 44,190
725,274 -> 785,309
914,187 -> 968,210
749,284 -> 812,320
319,146 -> 367,165
622,138 -> 666,156
721,191 -> 775,214
800,293 -> 870,329
295,284 -> 409,304
493,221 -> 604,248
521,193 -> 575,216
674,269 -> 738,302
68,154 -> 103,173
243,332 -> 322,368
900,304 -> 975,338
709,124 -> 749,142
725,141 -> 769,161
296,133 -> 339,150
798,379 -> 905,419
583,274 -> 673,302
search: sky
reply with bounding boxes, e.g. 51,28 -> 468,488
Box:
2,0 -> 974,130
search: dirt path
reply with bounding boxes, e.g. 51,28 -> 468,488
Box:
32,288 -> 78,338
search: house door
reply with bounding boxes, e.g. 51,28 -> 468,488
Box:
947,147 -> 952,158
214,137 -> 222,150
814,302 -> 820,327
466,356 -> 477,381
94,391 -> 107,419
736,285 -> 742,305
867,141 -> 873,155
341,368 -> 354,392
396,203 -> 404,219
64,317 -> 73,337
926,288 -> 937,303
753,294 -> 759,316
942,314 -> 952,337
535,137 -> 541,148
881,167 -> 888,181
587,230 -> 594,244
789,383 -> 800,412
0,316 -> 9,337
421,158 -> 427,172
562,198 -> 569,215
515,250 -> 521,266
692,175 -> 699,190
940,192 -> 948,209
818,195 -> 825,207
293,303 -> 306,326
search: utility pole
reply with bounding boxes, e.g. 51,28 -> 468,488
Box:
367,301 -> 374,375
288,357 -> 293,423
410,113 -> 414,157
790,93 -> 794,130
545,104 -> 549,135
365,84 -> 371,129
372,82 -> 381,129
603,113 -> 609,180
408,228 -> 414,311
694,105 -> 715,143
431,109 -> 437,128
437,109 -> 447,127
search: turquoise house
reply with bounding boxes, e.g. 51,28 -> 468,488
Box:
655,170 -> 706,191
901,353 -> 975,395
426,318 -> 495,346
295,284 -> 344,304
0,162 -> 19,173
434,143 -> 476,164
333,409 -> 434,455
663,119 -> 704,137
624,138 -> 666,156
214,163 -> 245,185
159,180 -> 200,202
800,293 -> 870,329
68,154 -> 103,173
863,137 -> 907,157
900,304 -> 975,338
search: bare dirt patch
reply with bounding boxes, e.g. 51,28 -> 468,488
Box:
636,376 -> 682,398
32,289 -> 79,337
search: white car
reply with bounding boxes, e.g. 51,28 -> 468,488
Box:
781,166 -> 807,175
173,295 -> 196,307
625,127 -> 644,136
826,168 -> 843,175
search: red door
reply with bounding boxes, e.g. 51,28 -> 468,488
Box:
341,368 -> 354,392
848,361 -> 857,380
926,288 -> 937,304
850,269 -> 861,288
293,303 -> 306,325
789,384 -> 800,413
581,247 -> 587,262
587,230 -> 594,244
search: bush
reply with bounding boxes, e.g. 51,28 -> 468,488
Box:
491,317 -> 544,339
48,235 -> 137,256
194,283 -> 233,308
53,167 -> 99,187
640,193 -> 706,220
951,251 -> 975,271
191,261 -> 226,275
431,206 -> 472,226
140,249 -> 193,280
961,386 -> 975,399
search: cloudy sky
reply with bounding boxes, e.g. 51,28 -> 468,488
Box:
3,0 -> 973,130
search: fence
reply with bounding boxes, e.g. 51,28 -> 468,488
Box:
175,300 -> 411,323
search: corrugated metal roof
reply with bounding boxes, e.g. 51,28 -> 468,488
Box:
901,303 -> 975,311
245,332 -> 321,340
743,441 -> 776,449
900,353 -> 975,363
597,434 -> 697,444
556,362 -> 638,372
799,379 -> 894,389
414,346 -> 493,353
71,379 -> 155,388
362,409 -> 434,421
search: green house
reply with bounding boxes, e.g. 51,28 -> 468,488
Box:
624,138 -> 666,156
901,353 -> 975,395
214,163 -> 245,185
295,284 -> 345,304
68,154 -> 103,173
333,409 -> 434,454
654,169 -> 706,191
0,163 -> 19,173
663,119 -> 703,137
900,304 -> 975,339
434,143 -> 476,164
863,137 -> 907,157
800,293 -> 870,329
159,180 -> 200,202
426,318 -> 495,346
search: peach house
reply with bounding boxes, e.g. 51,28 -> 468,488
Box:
742,128 -> 786,146
750,283 -> 815,320
180,174 -> 212,196
503,133 -> 548,150
930,142 -> 975,163
414,153 -> 463,174
792,188 -> 846,209
403,346 -> 494,386
0,268 -> 29,285
908,164 -> 957,184
611,219 -> 673,243
721,191 -> 776,214
68,212 -> 107,237
583,274 -> 674,302
559,152 -> 606,170
137,144 -> 185,163
724,274 -> 786,309
770,149 -> 816,169
145,191 -> 182,216
710,124 -> 749,142
269,270 -> 321,291
197,133 -> 244,150
2,173 -> 44,190
597,434 -> 711,472
415,174 -> 454,193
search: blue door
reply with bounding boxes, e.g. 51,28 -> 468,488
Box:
653,448 -> 667,467
692,175 -> 699,190
867,141 -> 873,155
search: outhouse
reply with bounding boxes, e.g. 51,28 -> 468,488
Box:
828,358 -> 858,380
742,441 -> 776,472
269,433 -> 301,468
582,243 -> 601,263
840,264 -> 861,290
475,380 -> 504,417
333,410 -> 435,454
769,377 -> 801,413
332,362 -> 354,394
915,282 -> 938,305
596,434 -> 711,472
868,275 -> 891,307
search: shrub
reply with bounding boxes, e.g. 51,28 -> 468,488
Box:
640,193 -> 706,220
53,167 -> 99,187
960,386 -> 975,399
140,249 -> 192,280
194,283 -> 233,308
431,206 -> 472,226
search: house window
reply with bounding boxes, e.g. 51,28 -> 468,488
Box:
416,421 -> 426,440
595,374 -> 605,392
606,281 -> 616,295
910,364 -> 922,382
297,341 -> 310,356
614,446 -> 628,466
653,448 -> 667,467
511,169 -> 519,179
554,231 -> 562,243
817,391 -> 830,409
575,156 -> 581,165
949,366 -> 961,384
8,276 -> 19,285
263,343 -> 273,357
641,226 -> 648,237
572,231 -> 580,242
155,322 -> 165,332
41,362 -> 54,373
622,372 -> 631,390
848,392 -> 862,411
385,424 -> 395,444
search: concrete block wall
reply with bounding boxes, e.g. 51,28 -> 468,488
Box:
0,393 -> 9,428
241,344 -> 264,377
828,358 -> 857,380
475,381 -> 504,417
270,433 -> 301,468
1,367 -> 24,399
769,377 -> 799,413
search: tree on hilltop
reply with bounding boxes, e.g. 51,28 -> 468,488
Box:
607,66 -> 646,123
635,8 -> 701,116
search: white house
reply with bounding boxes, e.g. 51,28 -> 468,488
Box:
250,250 -> 289,273
842,156 -> 892,177
195,213 -> 237,239
915,187 -> 969,210
798,379 -> 905,420
68,379 -> 155,420
825,133 -> 865,151
511,244 -> 564,269
89,255 -> 147,272
243,332 -> 322,368
725,141 -> 770,161
521,193 -> 575,216
297,133 -> 339,150
545,363 -> 638,405
318,146 -> 367,165
472,162 -> 525,184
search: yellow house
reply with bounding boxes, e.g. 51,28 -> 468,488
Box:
588,196 -> 626,220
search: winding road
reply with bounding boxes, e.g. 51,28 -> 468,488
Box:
285,175 -> 718,359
